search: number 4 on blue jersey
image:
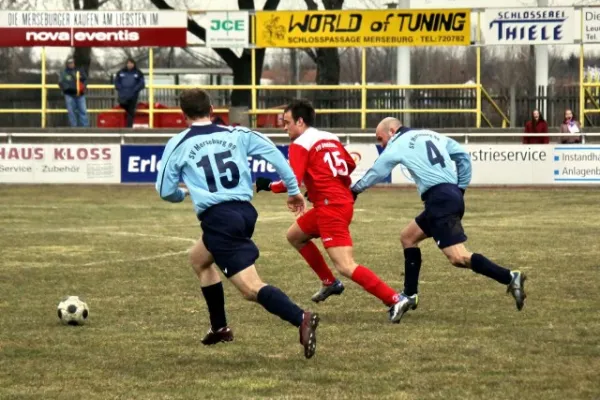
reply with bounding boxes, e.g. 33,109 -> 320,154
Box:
352,128 -> 472,196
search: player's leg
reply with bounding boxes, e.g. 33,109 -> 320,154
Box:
400,217 -> 430,297
288,210 -> 343,303
228,264 -> 319,359
203,202 -> 320,358
326,245 -> 399,307
441,243 -> 527,310
320,205 -> 401,315
430,187 -> 527,311
189,238 -> 233,345
387,217 -> 431,324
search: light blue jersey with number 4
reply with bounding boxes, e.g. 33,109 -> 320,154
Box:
352,127 -> 472,196
156,122 -> 301,215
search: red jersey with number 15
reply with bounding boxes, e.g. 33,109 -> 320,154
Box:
271,127 -> 356,206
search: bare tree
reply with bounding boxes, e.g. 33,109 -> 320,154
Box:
149,0 -> 280,108
70,0 -> 114,73
302,0 -> 342,87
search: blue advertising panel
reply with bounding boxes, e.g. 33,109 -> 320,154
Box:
120,145 -> 289,183
120,145 -> 166,183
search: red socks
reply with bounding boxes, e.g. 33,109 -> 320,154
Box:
351,265 -> 399,306
299,242 -> 336,285
298,243 -> 399,306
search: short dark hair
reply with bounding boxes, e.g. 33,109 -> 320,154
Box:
179,89 -> 212,119
284,99 -> 316,127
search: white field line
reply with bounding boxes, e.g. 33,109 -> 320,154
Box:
76,250 -> 189,267
2,228 -> 195,268
4,228 -> 196,245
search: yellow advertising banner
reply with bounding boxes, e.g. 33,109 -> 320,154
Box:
255,9 -> 471,48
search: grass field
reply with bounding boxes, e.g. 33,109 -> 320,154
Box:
1,185 -> 599,400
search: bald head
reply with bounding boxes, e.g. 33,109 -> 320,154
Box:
375,117 -> 402,148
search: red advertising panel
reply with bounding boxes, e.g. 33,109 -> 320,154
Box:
0,11 -> 188,47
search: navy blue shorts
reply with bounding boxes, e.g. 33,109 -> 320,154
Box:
415,183 -> 467,249
198,201 -> 259,278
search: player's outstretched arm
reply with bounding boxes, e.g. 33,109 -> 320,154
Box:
245,131 -> 301,197
155,139 -> 186,203
351,142 -> 402,195
445,138 -> 472,190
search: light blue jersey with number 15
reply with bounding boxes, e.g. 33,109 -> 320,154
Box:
156,122 -> 301,215
352,127 -> 472,197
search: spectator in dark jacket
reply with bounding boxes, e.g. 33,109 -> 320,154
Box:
59,57 -> 88,127
559,108 -> 582,144
212,116 -> 226,125
115,58 -> 145,128
523,109 -> 549,144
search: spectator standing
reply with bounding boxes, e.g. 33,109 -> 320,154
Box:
559,108 -> 582,144
523,109 -> 549,144
115,58 -> 145,128
59,58 -> 88,127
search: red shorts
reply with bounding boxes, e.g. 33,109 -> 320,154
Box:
296,203 -> 354,248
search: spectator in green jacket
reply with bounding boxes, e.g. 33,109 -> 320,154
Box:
58,57 -> 88,127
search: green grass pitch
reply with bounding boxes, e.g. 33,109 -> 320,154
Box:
0,185 -> 599,399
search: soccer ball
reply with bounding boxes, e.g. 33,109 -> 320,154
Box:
57,296 -> 89,326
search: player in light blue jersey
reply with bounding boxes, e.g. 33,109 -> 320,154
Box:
156,89 -> 320,359
351,117 -> 527,323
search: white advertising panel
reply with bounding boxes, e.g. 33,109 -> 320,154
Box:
0,11 -> 188,47
582,8 -> 600,43
345,144 -> 388,184
483,7 -> 575,45
391,145 -> 600,185
0,144 -> 121,183
204,11 -> 249,48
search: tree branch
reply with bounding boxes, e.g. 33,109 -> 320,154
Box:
148,0 -> 239,69
238,0 -> 255,10
303,49 -> 317,63
262,0 -> 280,11
304,0 -> 318,10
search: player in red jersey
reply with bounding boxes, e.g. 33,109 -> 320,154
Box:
256,99 -> 406,322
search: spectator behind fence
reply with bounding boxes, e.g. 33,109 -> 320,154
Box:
559,108 -> 582,144
115,58 -> 145,128
211,116 -> 226,125
59,57 -> 88,127
523,109 -> 549,144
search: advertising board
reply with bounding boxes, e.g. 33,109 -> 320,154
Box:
0,144 -> 120,183
0,11 -> 187,47
391,145 -> 600,185
205,11 -> 249,48
582,8 -> 600,43
483,7 -> 575,45
120,144 -> 290,183
255,9 -> 471,48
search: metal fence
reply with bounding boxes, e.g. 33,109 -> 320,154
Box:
0,73 -> 594,130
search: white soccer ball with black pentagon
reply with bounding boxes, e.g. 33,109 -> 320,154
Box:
57,296 -> 89,326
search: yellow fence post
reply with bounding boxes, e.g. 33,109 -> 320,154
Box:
149,48 -> 154,128
476,11 -> 482,129
41,47 -> 47,128
251,47 -> 257,129
580,9 -> 585,127
361,47 -> 367,130
251,13 -> 257,128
